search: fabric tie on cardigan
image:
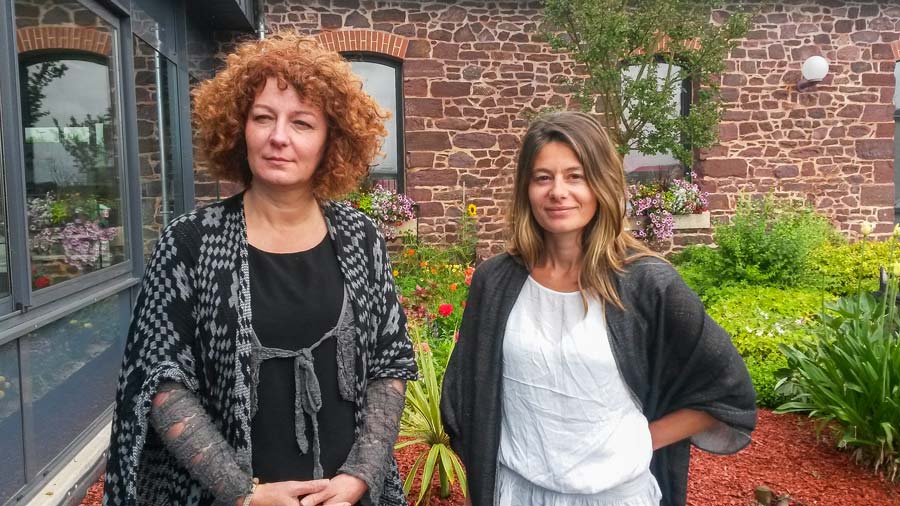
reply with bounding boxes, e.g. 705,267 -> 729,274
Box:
248,288 -> 353,480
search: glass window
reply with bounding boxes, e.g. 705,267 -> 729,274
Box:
0,341 -> 24,500
16,1 -> 128,292
0,115 -> 10,300
22,292 -> 129,475
622,62 -> 688,183
134,35 -> 180,257
350,60 -> 402,190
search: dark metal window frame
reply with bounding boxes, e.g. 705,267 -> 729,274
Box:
0,0 -> 192,503
342,52 -> 406,192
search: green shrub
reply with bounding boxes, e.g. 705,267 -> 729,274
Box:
745,354 -> 788,408
807,239 -> 897,296
776,288 -> 900,482
671,244 -> 732,303
707,285 -> 833,407
713,194 -> 836,287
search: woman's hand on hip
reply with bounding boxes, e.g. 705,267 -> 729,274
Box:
244,480 -> 330,506
298,473 -> 367,506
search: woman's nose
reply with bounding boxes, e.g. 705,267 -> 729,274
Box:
268,119 -> 289,146
548,177 -> 567,199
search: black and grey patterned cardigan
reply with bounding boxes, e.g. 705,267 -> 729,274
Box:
103,193 -> 417,505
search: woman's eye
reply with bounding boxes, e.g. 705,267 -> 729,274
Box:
293,121 -> 311,128
253,114 -> 272,122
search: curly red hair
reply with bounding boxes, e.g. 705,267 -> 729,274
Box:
192,32 -> 388,199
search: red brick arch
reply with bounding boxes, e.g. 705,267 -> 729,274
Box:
16,26 -> 111,57
313,30 -> 408,60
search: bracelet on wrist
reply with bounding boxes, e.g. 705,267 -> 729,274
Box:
241,478 -> 259,506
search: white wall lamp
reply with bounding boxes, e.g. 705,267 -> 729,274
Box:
797,55 -> 829,91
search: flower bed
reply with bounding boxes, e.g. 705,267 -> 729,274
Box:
79,409 -> 899,506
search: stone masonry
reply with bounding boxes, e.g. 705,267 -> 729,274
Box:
199,0 -> 900,253
228,0 -> 575,256
693,0 -> 899,244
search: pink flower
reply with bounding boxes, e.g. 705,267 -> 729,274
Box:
438,303 -> 454,317
419,342 -> 431,353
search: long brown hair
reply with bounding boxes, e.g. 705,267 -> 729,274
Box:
508,111 -> 661,309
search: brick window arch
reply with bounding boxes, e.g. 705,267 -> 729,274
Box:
16,26 -> 112,57
313,29 -> 409,60
314,30 -> 409,190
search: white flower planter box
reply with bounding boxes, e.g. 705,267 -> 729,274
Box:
626,211 -> 711,231
396,218 -> 417,235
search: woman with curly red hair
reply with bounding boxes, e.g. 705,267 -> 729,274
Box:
104,33 -> 416,506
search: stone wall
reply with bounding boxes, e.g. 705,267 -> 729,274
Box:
200,0 -> 900,253
696,0 -> 898,243
256,0 -> 574,256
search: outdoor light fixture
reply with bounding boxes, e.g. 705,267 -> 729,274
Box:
797,55 -> 829,91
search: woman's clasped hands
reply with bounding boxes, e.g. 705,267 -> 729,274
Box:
247,474 -> 367,506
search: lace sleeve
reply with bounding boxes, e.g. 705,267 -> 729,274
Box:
338,378 -> 406,505
149,381 -> 253,506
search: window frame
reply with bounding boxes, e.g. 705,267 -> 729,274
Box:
0,1 -> 143,501
620,57 -> 693,181
14,23 -> 135,310
342,52 -> 406,191
0,1 -> 142,341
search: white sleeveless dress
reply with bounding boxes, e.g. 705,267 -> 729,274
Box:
495,276 -> 662,506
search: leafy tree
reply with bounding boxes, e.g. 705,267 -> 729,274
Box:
22,61 -> 68,128
542,0 -> 751,166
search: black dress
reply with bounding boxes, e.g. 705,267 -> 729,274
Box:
248,235 -> 356,482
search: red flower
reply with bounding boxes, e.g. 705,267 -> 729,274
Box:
449,283 -> 458,291
464,266 -> 475,286
438,303 -> 454,317
419,342 -> 431,353
34,276 -> 51,289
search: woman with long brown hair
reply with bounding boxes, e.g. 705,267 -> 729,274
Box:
441,111 -> 756,506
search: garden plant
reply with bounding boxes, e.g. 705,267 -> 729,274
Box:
776,231 -> 900,483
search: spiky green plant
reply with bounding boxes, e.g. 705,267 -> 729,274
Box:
396,326 -> 467,504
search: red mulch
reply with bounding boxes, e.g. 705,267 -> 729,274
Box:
686,409 -> 899,506
80,409 -> 898,505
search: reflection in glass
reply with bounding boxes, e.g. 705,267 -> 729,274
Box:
350,61 -> 400,189
23,292 -> 129,475
0,341 -> 24,501
622,63 -> 685,183
16,1 -> 127,291
0,112 -> 10,299
134,35 -> 180,257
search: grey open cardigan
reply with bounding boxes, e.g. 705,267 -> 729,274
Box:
103,194 -> 417,505
441,253 -> 757,506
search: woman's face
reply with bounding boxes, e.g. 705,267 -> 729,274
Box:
244,77 -> 328,191
527,141 -> 598,241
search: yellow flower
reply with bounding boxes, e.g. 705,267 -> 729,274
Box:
392,269 -> 399,277
892,262 -> 900,278
467,203 -> 477,217
893,224 -> 900,238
